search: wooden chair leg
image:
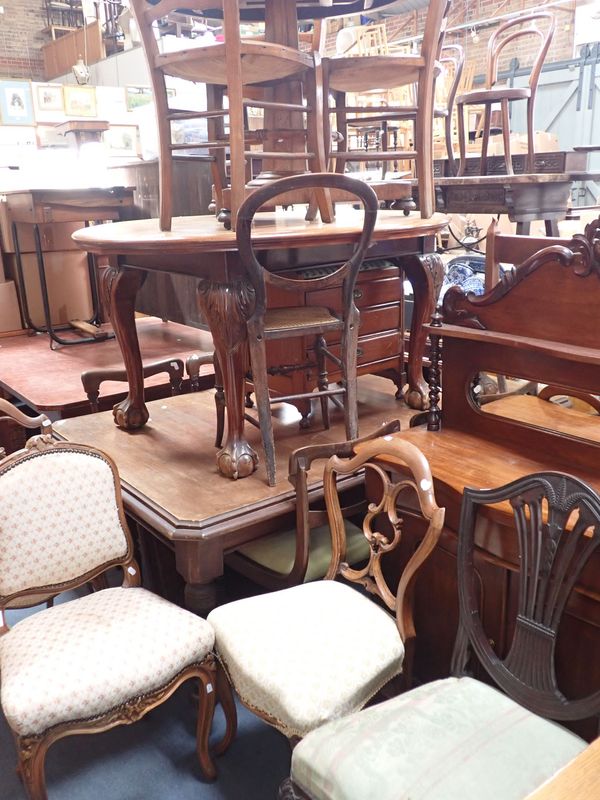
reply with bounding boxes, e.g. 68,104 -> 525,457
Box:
306,55 -> 334,223
316,335 -> 330,430
213,355 -> 225,449
341,322 -> 359,440
526,96 -> 535,173
248,333 -> 277,486
17,736 -> 49,800
500,97 -> 513,175
480,104 -> 492,176
445,111 -> 456,176
457,101 -> 467,177
213,660 -> 238,757
195,668 -> 218,781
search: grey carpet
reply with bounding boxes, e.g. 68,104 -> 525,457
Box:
0,597 -> 291,800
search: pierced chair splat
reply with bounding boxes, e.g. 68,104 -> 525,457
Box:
208,437 -> 444,744
281,470 -> 600,800
237,172 -> 379,487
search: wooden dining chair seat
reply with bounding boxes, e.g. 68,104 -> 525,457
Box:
208,437 -> 444,743
237,172 -> 378,487
282,470 -> 600,800
323,0 -> 451,217
226,421 -> 401,591
457,12 -> 555,177
0,425 -> 228,800
130,0 -> 332,231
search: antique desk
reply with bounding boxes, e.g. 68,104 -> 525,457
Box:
73,207 -> 448,481
360,216 -> 600,737
1,187 -> 134,346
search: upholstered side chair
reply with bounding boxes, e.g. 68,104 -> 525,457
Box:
208,437 -> 444,744
281,471 -> 600,800
0,408 -> 231,800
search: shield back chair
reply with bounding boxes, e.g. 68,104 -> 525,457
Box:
281,471 -> 600,800
323,0 -> 451,218
129,0 -> 333,232
208,438 -> 445,745
236,172 -> 378,487
81,358 -> 185,412
0,410 -> 230,800
457,12 -> 555,177
226,420 -> 401,591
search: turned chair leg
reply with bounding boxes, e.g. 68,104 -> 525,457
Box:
248,331 -> 277,487
316,335 -> 330,430
500,97 -> 513,175
480,104 -> 492,176
457,102 -> 467,177
526,96 -> 535,173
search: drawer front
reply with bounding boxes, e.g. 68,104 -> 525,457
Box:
307,275 -> 402,312
306,329 -> 403,378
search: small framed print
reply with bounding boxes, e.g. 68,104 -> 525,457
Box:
104,125 -> 138,158
64,85 -> 97,117
126,86 -> 153,111
0,80 -> 34,125
35,84 -> 64,113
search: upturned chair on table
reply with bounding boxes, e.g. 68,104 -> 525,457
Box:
207,437 -> 445,746
281,471 -> 600,800
456,12 -> 555,176
236,172 -> 378,486
0,399 -> 232,800
130,0 -> 333,231
323,0 -> 451,217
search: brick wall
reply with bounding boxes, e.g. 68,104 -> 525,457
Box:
327,0 -> 576,81
0,1 -> 47,81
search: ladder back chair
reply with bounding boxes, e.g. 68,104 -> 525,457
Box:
282,471 -> 600,800
457,12 -> 555,176
208,436 -> 445,745
226,420 -> 401,591
130,0 -> 332,231
0,407 -> 230,799
323,0 -> 451,218
236,172 -> 378,487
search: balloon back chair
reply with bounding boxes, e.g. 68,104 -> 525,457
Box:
208,437 -> 445,745
129,0 -> 333,231
457,12 -> 555,176
0,405 -> 229,800
281,471 -> 600,800
236,172 -> 378,486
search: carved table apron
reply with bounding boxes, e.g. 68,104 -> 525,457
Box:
73,209 -> 447,479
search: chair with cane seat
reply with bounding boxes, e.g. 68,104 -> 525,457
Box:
236,172 -> 378,487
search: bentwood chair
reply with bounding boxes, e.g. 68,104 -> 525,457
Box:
237,173 -> 378,487
226,421 -> 401,591
0,406 -> 227,800
130,0 -> 332,231
457,12 -> 555,176
323,0 -> 451,218
208,438 -> 445,743
281,471 -> 599,800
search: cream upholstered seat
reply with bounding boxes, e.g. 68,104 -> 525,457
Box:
208,437 -> 445,742
209,580 -> 404,738
289,677 -> 586,800
0,587 -> 214,737
0,412 -> 228,800
280,472 -> 600,800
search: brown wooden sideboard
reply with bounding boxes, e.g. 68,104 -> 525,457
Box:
361,216 -> 600,739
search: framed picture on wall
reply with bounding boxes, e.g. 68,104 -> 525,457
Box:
0,80 -> 34,125
64,85 -> 97,117
35,84 -> 64,113
104,125 -> 138,157
126,86 -> 153,111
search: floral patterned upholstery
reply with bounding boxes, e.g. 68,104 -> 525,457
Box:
207,580 -> 404,738
0,587 -> 215,736
0,450 -> 129,600
290,676 -> 587,800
